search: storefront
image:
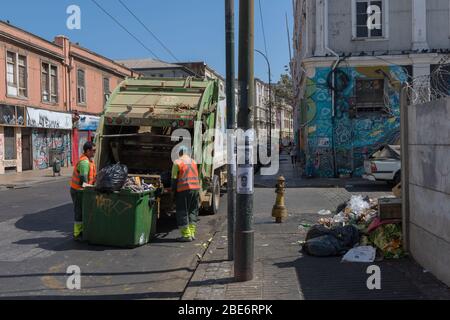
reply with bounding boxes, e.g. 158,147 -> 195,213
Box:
0,105 -> 26,174
72,114 -> 100,164
26,107 -> 72,170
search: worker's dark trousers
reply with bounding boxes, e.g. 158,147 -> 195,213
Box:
175,190 -> 200,228
70,188 -> 83,223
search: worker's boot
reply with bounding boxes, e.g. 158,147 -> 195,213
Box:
177,226 -> 193,242
189,224 -> 197,240
73,222 -> 84,242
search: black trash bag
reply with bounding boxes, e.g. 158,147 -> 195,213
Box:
331,225 -> 360,249
302,225 -> 360,257
305,225 -> 332,241
95,163 -> 128,193
303,235 -> 343,257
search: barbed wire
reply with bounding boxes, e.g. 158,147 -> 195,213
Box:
406,55 -> 450,105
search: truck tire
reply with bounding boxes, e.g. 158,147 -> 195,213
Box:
393,171 -> 401,186
204,175 -> 220,215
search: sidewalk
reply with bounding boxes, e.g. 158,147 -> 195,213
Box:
0,167 -> 72,190
183,209 -> 450,300
183,157 -> 450,300
254,154 -> 386,188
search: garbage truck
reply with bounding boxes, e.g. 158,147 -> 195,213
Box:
94,77 -> 227,218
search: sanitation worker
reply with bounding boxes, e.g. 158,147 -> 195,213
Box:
70,141 -> 97,241
171,146 -> 200,242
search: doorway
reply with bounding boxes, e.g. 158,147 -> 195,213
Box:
21,128 -> 32,171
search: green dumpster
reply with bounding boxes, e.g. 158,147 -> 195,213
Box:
81,188 -> 157,248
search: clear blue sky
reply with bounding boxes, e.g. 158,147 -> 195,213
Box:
1,0 -> 294,82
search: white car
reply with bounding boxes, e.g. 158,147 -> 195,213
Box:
363,145 -> 401,185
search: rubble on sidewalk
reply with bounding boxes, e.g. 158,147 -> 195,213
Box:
302,194 -> 405,260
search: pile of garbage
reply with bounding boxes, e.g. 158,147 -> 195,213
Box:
302,195 -> 404,262
122,177 -> 155,193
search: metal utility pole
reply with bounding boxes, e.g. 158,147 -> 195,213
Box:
225,0 -> 236,261
255,49 -> 272,157
235,0 -> 254,282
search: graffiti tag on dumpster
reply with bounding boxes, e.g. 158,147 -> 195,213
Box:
96,195 -> 133,216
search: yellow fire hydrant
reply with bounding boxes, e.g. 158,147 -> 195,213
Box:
272,176 -> 288,223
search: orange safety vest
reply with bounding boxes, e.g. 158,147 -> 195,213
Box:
175,156 -> 200,193
70,155 -> 97,190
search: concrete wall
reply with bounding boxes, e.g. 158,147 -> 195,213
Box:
408,98 -> 450,287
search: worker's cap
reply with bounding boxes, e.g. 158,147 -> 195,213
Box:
178,145 -> 190,155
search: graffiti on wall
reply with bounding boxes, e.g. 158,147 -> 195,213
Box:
32,130 -> 71,169
303,65 -> 408,177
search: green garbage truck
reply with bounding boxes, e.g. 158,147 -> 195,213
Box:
94,77 -> 227,219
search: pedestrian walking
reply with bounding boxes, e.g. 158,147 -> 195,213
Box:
290,145 -> 298,167
69,142 -> 97,241
171,146 -> 201,242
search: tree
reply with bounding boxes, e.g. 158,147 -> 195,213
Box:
274,73 -> 294,106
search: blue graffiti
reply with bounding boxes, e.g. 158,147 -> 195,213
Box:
304,66 -> 407,177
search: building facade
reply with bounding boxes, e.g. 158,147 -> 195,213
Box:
293,0 -> 450,177
0,21 -> 136,174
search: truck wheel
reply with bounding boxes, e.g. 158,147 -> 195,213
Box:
393,171 -> 401,186
204,175 -> 220,215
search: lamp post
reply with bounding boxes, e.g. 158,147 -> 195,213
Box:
255,49 -> 272,157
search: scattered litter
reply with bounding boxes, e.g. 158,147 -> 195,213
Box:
261,244 -> 269,247
423,269 -> 429,273
298,223 -> 313,229
318,209 -> 332,216
341,246 -> 376,263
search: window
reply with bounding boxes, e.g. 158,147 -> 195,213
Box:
41,62 -> 58,103
355,78 -> 385,112
6,51 -> 27,97
353,0 -> 387,39
4,127 -> 16,160
0,105 -> 25,126
103,77 -> 110,105
77,69 -> 86,104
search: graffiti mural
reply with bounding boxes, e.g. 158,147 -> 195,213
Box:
303,65 -> 408,177
32,130 -> 71,169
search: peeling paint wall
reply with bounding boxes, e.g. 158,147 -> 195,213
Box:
302,65 -> 409,177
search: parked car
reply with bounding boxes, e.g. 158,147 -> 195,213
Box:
363,145 -> 401,185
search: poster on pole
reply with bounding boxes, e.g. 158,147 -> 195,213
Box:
237,165 -> 254,194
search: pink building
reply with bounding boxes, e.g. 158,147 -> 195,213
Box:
0,21 -> 137,174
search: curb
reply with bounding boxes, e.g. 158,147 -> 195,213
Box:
0,176 -> 71,190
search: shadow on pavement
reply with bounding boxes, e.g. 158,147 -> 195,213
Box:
12,203 -> 180,252
15,204 -> 73,233
1,291 -> 182,300
274,254 -> 429,300
0,267 -> 195,279
345,183 -> 393,193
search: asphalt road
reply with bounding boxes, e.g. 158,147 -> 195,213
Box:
0,180 -> 225,299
